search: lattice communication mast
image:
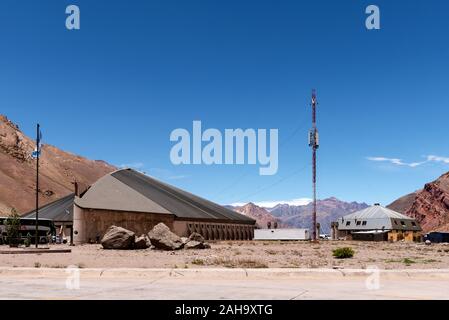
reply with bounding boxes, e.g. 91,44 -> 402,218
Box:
308,90 -> 319,241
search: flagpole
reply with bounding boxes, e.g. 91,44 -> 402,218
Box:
35,123 -> 39,248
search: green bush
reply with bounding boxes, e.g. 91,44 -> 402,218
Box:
332,247 -> 355,259
403,258 -> 416,265
24,233 -> 32,247
5,208 -> 21,246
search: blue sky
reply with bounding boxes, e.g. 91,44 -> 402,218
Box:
1,0 -> 448,206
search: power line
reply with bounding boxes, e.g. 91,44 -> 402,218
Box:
211,170 -> 252,199
212,119 -> 309,200
279,118 -> 309,148
229,163 -> 311,204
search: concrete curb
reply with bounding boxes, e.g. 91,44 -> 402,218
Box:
2,267 -> 449,280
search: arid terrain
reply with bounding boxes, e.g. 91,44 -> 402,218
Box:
2,241 -> 449,269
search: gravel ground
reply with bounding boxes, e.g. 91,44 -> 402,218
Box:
1,241 -> 449,269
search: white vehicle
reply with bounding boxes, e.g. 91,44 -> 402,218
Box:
319,234 -> 331,240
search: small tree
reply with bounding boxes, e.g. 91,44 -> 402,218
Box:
25,233 -> 32,247
5,208 -> 21,247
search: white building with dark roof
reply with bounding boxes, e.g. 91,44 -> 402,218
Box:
333,204 -> 422,242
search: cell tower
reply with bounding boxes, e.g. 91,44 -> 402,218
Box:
308,89 -> 319,241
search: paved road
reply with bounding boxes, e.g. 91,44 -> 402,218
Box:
1,268 -> 449,300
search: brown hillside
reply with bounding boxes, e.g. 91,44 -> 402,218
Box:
405,172 -> 449,232
389,172 -> 449,232
233,203 -> 281,228
0,115 -> 116,214
387,192 -> 417,214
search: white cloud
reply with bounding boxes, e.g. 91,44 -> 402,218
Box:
118,162 -> 145,169
367,157 -> 425,168
367,155 -> 449,168
427,155 -> 449,164
230,198 -> 312,208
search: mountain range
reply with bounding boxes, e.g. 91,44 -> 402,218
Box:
230,198 -> 369,233
233,172 -> 449,233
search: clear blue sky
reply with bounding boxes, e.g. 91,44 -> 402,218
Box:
1,0 -> 448,206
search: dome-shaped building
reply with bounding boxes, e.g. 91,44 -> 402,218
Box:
333,204 -> 422,242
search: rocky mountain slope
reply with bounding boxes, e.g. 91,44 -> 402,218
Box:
0,115 -> 116,214
231,203 -> 282,228
387,192 -> 417,214
388,172 -> 449,232
229,197 -> 368,233
269,197 -> 369,233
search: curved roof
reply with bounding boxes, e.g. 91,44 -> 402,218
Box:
24,193 -> 74,223
75,168 -> 255,224
338,204 -> 421,231
343,205 -> 415,220
75,173 -> 171,214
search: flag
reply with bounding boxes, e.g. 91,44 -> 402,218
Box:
31,127 -> 43,158
37,129 -> 43,151
31,148 -> 40,159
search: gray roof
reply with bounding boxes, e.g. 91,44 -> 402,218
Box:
24,193 -> 74,223
75,174 -> 171,214
343,205 -> 415,220
337,205 -> 421,231
75,168 -> 255,224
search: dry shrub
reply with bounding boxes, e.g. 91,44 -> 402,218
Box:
209,257 -> 268,268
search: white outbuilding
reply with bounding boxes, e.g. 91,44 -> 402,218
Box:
254,228 -> 310,241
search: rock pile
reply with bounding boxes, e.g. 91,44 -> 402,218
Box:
101,223 -> 210,251
134,234 -> 151,249
148,223 -> 184,250
101,226 -> 136,250
184,232 -> 210,249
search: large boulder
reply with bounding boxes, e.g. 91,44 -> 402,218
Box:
134,234 -> 151,249
148,223 -> 184,250
188,232 -> 205,243
184,232 -> 210,250
101,226 -> 135,250
185,240 -> 210,250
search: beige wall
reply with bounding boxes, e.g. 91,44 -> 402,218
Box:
73,205 -> 255,244
388,230 -> 422,242
180,221 -> 255,240
73,205 -> 174,244
336,229 -> 422,242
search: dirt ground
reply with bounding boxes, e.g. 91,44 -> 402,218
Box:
1,241 -> 449,269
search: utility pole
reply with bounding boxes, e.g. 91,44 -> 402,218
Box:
308,90 -> 319,241
35,123 -> 40,248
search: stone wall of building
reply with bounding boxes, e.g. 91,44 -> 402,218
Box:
73,205 -> 174,244
175,220 -> 255,240
73,205 -> 256,244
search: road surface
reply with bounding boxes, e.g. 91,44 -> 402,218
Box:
1,268 -> 449,300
